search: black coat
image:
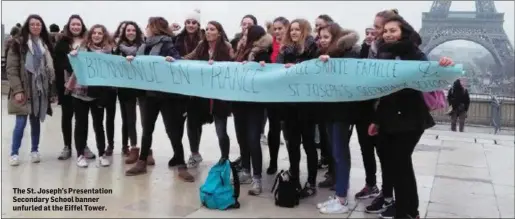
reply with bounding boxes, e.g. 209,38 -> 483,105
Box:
276,36 -> 318,121
53,38 -> 73,105
373,40 -> 435,133
232,34 -> 273,113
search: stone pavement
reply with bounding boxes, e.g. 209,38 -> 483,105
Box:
1,99 -> 514,218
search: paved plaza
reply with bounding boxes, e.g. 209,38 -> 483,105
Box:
1,98 -> 514,218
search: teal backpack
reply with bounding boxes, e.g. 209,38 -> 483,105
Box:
199,158 -> 240,210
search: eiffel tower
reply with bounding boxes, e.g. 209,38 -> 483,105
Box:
419,0 -> 515,95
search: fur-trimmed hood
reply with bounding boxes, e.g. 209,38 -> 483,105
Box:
336,29 -> 360,52
248,34 -> 273,61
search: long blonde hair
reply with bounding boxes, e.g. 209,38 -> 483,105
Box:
281,19 -> 312,54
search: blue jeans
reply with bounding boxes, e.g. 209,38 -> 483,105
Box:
326,121 -> 352,198
11,115 -> 40,156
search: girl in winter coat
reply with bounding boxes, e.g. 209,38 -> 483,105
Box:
6,14 -> 56,166
370,15 -> 454,219
174,10 -> 209,168
124,17 -> 194,183
113,21 -> 145,161
54,15 -> 96,160
67,24 -> 114,168
314,23 -> 361,214
264,16 -> 290,175
276,18 -> 319,199
183,21 -> 234,168
233,25 -> 273,195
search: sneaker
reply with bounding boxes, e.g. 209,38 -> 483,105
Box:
99,156 -> 110,167
84,147 -> 96,159
187,154 -> 203,168
248,178 -> 262,196
260,134 -> 267,145
76,155 -> 88,168
317,196 -> 339,209
10,155 -> 20,166
237,170 -> 252,184
355,185 -> 380,199
379,201 -> 395,219
58,147 -> 72,160
30,152 -> 41,163
366,194 -> 392,214
299,182 -> 317,199
319,198 -> 349,214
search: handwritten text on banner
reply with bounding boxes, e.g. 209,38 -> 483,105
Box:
69,52 -> 463,102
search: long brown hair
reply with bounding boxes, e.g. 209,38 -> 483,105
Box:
282,19 -> 312,54
376,8 -> 399,20
83,24 -> 113,49
147,17 -> 174,37
318,23 -> 345,56
193,21 -> 232,61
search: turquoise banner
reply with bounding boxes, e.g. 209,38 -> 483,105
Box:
69,52 -> 463,102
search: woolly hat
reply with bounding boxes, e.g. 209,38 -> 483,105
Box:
186,9 -> 201,22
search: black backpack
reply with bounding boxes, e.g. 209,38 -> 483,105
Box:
271,170 -> 300,208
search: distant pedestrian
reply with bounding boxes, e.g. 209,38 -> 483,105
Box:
490,96 -> 502,134
447,79 -> 470,132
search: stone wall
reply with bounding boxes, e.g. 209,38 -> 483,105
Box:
0,81 -> 513,127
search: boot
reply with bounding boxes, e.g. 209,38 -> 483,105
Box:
178,166 -> 195,182
125,160 -> 147,176
125,147 -> 140,164
122,146 -> 129,157
146,149 -> 155,166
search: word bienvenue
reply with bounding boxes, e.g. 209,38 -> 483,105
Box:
69,52 -> 464,102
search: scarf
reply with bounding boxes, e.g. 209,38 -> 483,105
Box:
118,42 -> 139,56
136,35 -> 173,56
67,44 -> 112,100
25,38 -> 50,122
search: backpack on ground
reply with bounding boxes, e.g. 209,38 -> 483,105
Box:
423,90 -> 447,111
199,158 -> 240,210
271,170 -> 300,208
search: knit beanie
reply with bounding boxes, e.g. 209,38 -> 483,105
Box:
186,9 -> 201,22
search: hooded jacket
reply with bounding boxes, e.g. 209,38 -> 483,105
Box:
319,29 -> 368,123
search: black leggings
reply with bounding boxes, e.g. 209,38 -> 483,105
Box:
139,96 -> 187,164
355,121 -> 381,188
187,116 -> 203,154
104,90 -> 117,147
61,95 -> 74,149
119,95 -> 137,146
381,130 -> 424,218
266,108 -> 282,167
284,117 -> 318,185
73,98 -> 106,157
234,107 -> 265,177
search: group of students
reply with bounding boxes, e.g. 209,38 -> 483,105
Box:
6,8 -> 456,219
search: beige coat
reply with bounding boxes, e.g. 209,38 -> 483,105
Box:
6,37 -> 55,115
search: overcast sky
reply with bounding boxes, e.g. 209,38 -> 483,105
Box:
2,1 -> 514,45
